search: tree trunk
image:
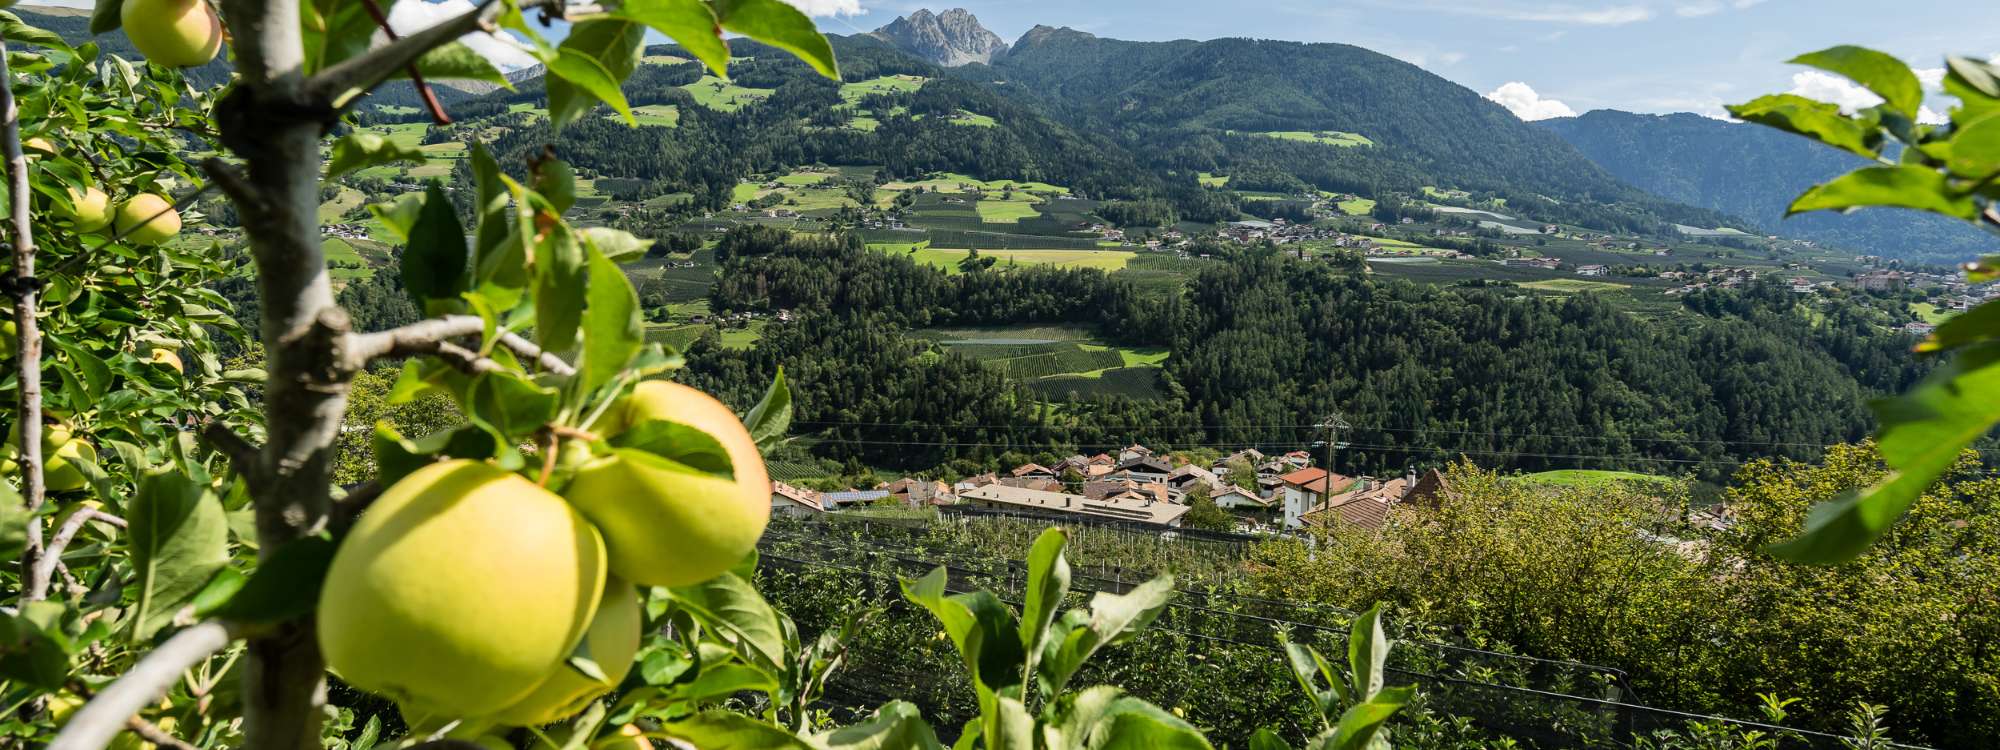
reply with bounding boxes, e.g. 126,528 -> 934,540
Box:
218,0 -> 341,745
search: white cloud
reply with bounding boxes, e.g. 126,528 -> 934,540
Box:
387,0 -> 538,71
1785,70 -> 1884,113
1916,67 -> 1946,92
1675,2 -> 1723,17
1486,81 -> 1578,120
778,0 -> 864,17
1365,1 -> 1651,26
1438,51 -> 1468,66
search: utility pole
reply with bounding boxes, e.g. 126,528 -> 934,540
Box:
1316,411 -> 1350,476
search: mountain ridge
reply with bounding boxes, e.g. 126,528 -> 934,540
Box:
870,8 -> 1009,67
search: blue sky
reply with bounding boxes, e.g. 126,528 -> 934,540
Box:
793,0 -> 2000,122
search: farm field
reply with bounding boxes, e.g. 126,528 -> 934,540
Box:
881,173 -> 1070,196
682,76 -> 774,111
871,246 -> 1137,273
917,327 -> 1171,399
1336,197 -> 1376,215
1250,130 -> 1374,147
1519,278 -> 1632,293
628,105 -> 680,127
1197,172 -> 1230,187
840,75 -> 926,102
975,197 -> 1041,223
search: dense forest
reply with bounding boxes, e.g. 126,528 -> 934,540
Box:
695,230 -> 1930,479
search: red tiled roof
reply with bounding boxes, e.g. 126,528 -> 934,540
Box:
1278,467 -> 1345,493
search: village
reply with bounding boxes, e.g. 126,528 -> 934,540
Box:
767,443 -> 1452,534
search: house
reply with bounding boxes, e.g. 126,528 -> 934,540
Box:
954,473 -> 999,494
1857,269 -> 1906,292
1576,265 -> 1609,277
1301,477 -> 1410,532
822,490 -> 891,509
1011,463 -> 1057,480
1278,467 -> 1351,528
1499,257 -> 1561,270
1219,448 -> 1267,468
1112,456 -> 1174,482
1166,464 -> 1222,493
1117,444 -> 1155,463
881,477 -> 954,508
1087,453 -> 1116,466
957,484 -> 1191,527
1903,321 -> 1937,335
1281,451 -> 1314,470
770,482 -> 828,517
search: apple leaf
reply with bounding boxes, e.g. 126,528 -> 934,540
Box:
326,132 -> 425,182
402,184 -> 471,315
608,422 -> 733,480
580,243 -> 644,396
1788,166 -> 1980,220
1727,94 -> 1881,159
1790,45 -> 1923,120
657,711 -> 811,749
711,0 -> 839,80
206,536 -> 337,624
128,470 -> 230,640
535,222 -> 588,353
742,368 -> 792,451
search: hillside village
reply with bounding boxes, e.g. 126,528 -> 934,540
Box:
769,442 -> 1460,534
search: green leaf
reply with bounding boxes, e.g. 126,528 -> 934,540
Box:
326,132 -> 426,182
0,12 -> 66,48
412,41 -> 508,87
1728,94 -> 1881,159
1790,46 -> 1923,120
819,701 -> 944,750
675,662 -> 778,702
536,222 -> 588,352
713,0 -> 840,80
579,227 -> 655,262
1087,695 -> 1214,750
900,567 -> 1025,697
1788,166 -> 1980,220
128,471 -> 230,640
1042,575 -> 1175,695
1916,297 -> 2000,353
89,0 -> 120,34
0,483 -> 25,562
1946,56 -> 2000,124
579,244 -> 642,395
1018,527 -> 1069,691
0,608 -> 70,689
1346,604 -> 1389,702
373,422 -> 500,486
667,571 -> 787,669
1945,112 -> 2000,179
656,711 -> 811,749
403,183 -> 471,314
1325,687 -> 1414,750
608,423 -> 734,480
1283,640 -> 1343,723
468,370 -> 562,440
742,368 -> 792,451
209,536 -> 337,624
470,145 -> 513,271
616,0 -> 728,77
1250,729 -> 1294,750
367,191 -> 428,244
544,28 -> 641,129
1769,340 -> 2000,563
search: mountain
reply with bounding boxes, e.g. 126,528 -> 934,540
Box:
870,9 -> 1008,67
983,30 -> 1736,230
1542,109 -> 1998,262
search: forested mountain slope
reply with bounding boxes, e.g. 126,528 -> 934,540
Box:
1543,109 -> 2000,262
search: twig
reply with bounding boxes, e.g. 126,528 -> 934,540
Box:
29,508 -> 126,601
47,621 -> 235,750
333,480 -> 383,531
125,717 -> 196,750
200,422 -> 263,479
0,35 -> 49,598
344,315 -> 577,377
355,0 -> 452,125
307,0 -> 554,111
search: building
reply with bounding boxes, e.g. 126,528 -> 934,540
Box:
881,477 -> 954,508
1278,467 -> 1351,528
770,482 -> 828,517
1857,269 -> 1906,292
1300,477 -> 1411,532
822,490 -> 891,509
957,485 -> 1191,527
1112,455 -> 1173,482
1576,264 -> 1609,277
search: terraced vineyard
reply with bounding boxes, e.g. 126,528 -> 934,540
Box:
918,327 -> 1170,398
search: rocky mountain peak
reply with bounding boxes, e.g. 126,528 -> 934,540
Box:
871,8 -> 1009,67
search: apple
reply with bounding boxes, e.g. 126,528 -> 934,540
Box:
115,193 -> 180,244
613,724 -> 653,750
318,460 -> 608,722
62,187 -> 112,233
23,137 -> 52,154
121,0 -> 223,68
0,319 -> 15,359
495,579 -> 642,726
147,347 -> 183,373
5,421 -> 91,492
565,381 -> 770,587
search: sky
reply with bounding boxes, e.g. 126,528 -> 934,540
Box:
794,0 -> 2000,123
33,1 -> 2000,123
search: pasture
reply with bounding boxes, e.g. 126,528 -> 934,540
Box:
1251,130 -> 1374,147
1519,278 -> 1632,293
917,327 -> 1171,399
682,76 -> 774,111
